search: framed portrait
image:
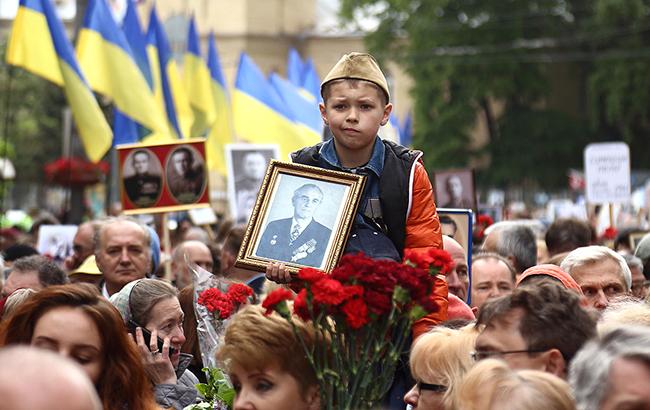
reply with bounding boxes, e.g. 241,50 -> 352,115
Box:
235,160 -> 366,274
36,224 -> 78,263
433,168 -> 477,212
437,208 -> 473,269
117,139 -> 210,214
225,143 -> 280,224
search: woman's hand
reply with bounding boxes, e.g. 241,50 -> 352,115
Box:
132,327 -> 177,385
265,261 -> 293,284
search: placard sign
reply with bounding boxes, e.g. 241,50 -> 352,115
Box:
584,142 -> 630,204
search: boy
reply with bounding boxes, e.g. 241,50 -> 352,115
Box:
266,52 -> 446,331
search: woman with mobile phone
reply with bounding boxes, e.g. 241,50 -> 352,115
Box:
0,283 -> 159,410
110,278 -> 199,410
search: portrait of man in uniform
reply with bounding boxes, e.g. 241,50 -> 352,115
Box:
166,146 -> 206,204
434,169 -> 477,211
122,149 -> 162,207
255,183 -> 332,268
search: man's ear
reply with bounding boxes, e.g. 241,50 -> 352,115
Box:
543,348 -> 566,378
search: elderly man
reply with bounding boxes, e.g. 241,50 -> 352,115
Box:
123,149 -> 161,207
171,240 -> 213,289
623,254 -> 647,299
443,235 -> 469,302
571,326 -> 650,410
560,245 -> 631,311
95,217 -> 151,298
64,221 -> 98,272
0,346 -> 102,410
474,282 -> 596,379
167,147 -> 204,203
1,255 -> 67,298
256,183 -> 331,268
470,252 -> 516,311
235,151 -> 267,223
482,223 -> 537,276
442,175 -> 473,208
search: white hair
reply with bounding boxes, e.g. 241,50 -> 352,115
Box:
561,246 -> 631,291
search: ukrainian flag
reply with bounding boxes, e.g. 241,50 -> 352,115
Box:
269,73 -> 322,143
287,48 -> 304,88
113,0 -> 153,146
184,16 -> 216,138
233,53 -> 315,159
302,58 -> 322,102
76,0 -> 168,136
206,32 -> 233,175
147,7 -> 193,139
6,0 -> 111,162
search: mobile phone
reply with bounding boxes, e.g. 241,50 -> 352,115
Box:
127,319 -> 177,357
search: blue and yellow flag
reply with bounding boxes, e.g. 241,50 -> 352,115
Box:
269,73 -> 322,142
76,0 -> 168,137
233,53 -> 314,159
184,16 -> 216,138
401,112 -> 413,147
6,0 -> 111,162
113,0 -> 153,146
206,32 -> 233,175
147,7 -> 193,140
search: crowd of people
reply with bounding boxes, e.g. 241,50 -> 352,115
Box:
1,51 -> 650,410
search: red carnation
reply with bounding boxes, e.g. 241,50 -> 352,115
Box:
365,290 -> 392,315
341,298 -> 369,329
311,278 -> 347,306
227,283 -> 253,304
262,288 -> 295,316
427,249 -> 454,275
293,288 -> 310,321
298,267 -> 327,284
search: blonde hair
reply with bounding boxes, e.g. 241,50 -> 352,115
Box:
2,288 -> 37,320
217,304 -> 319,397
409,324 -> 478,408
452,359 -> 575,410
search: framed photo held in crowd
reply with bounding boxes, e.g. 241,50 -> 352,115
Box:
433,168 -> 477,213
437,208 -> 474,269
225,143 -> 280,225
235,160 -> 366,275
117,139 -> 210,214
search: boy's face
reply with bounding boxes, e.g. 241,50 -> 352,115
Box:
320,81 -> 392,159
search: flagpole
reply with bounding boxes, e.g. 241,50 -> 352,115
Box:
0,66 -> 14,214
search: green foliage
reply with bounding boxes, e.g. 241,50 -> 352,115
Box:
189,367 -> 234,410
339,0 -> 650,190
0,41 -> 64,183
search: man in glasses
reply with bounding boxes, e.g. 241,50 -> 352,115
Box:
473,281 -> 595,379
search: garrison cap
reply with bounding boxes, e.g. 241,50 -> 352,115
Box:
321,52 -> 390,102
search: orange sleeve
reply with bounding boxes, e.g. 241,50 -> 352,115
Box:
406,161 -> 447,340
404,161 -> 442,251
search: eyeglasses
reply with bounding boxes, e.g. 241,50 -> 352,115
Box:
470,349 -> 548,361
417,382 -> 447,393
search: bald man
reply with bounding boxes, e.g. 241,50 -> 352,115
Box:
443,235 -> 469,302
0,346 -> 102,410
171,240 -> 214,289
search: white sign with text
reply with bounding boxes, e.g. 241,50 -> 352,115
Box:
584,142 -> 631,204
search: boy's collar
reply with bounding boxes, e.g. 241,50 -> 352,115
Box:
318,137 -> 384,177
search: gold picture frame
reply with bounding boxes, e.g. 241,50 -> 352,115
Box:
235,160 -> 366,274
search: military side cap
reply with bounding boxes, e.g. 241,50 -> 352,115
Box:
321,52 -> 390,102
69,255 -> 102,276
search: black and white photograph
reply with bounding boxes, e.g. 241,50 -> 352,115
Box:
434,168 -> 477,211
165,144 -> 207,204
236,161 -> 366,274
437,208 -> 473,268
226,143 -> 279,224
122,148 -> 163,208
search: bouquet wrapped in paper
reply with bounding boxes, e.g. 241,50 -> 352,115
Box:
186,263 -> 253,410
262,250 -> 453,410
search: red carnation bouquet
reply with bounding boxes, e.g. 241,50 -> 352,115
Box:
190,263 -> 254,410
262,250 -> 453,410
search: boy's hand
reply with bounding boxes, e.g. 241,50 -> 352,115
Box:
265,261 -> 293,284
